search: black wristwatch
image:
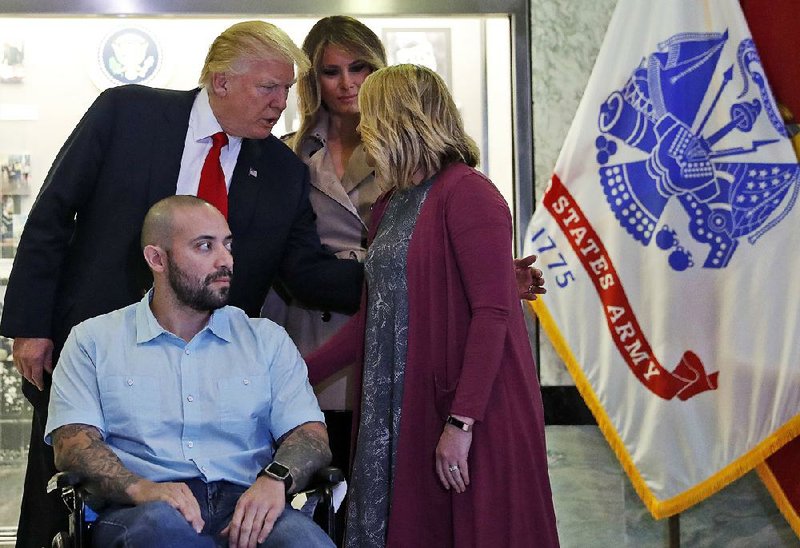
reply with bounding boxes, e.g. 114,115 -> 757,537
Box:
446,415 -> 473,432
257,461 -> 294,492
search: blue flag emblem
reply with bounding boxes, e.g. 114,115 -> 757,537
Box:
595,30 -> 799,271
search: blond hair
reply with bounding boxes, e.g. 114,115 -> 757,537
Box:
358,64 -> 479,190
291,16 -> 386,153
199,20 -> 309,89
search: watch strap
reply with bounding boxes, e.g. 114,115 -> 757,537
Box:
257,461 -> 294,492
446,415 -> 473,432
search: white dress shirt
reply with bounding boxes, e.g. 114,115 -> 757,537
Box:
176,87 -> 243,196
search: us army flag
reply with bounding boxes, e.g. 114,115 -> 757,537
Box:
524,0 -> 800,520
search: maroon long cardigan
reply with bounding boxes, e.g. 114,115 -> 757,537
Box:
307,162 -> 559,547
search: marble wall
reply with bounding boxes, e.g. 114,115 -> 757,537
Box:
531,0 -> 617,386
530,1 -> 797,544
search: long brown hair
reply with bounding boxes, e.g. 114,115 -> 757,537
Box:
291,16 -> 386,153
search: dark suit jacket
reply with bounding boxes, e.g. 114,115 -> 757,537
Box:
0,85 -> 362,363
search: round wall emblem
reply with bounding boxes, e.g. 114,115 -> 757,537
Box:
97,27 -> 162,86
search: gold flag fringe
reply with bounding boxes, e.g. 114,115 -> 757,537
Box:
527,299 -> 800,521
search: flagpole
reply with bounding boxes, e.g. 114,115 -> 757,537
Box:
668,515 -> 680,547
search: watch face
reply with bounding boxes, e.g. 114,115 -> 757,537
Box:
266,461 -> 290,479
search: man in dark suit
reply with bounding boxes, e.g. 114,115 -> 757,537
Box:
0,21 -> 361,548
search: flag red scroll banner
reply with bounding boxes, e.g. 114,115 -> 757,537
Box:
525,0 -> 800,521
538,174 -> 718,401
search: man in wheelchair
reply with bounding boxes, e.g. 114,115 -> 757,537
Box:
44,195 -> 335,547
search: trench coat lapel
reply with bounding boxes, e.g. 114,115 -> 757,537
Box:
340,145 -> 373,194
308,149 -> 360,217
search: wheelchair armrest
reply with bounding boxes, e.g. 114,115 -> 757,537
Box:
48,472 -> 97,547
47,471 -> 86,494
48,471 -> 105,515
293,466 -> 345,498
312,466 -> 345,486
290,466 -> 346,542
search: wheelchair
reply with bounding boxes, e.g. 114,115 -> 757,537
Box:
48,466 -> 345,548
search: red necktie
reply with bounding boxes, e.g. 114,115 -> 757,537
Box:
197,131 -> 229,218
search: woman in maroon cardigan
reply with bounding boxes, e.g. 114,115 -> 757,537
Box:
307,64 -> 559,548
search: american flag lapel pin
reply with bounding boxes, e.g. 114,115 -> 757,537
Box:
249,167 -> 258,177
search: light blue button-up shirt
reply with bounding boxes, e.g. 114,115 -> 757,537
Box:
46,291 -> 324,487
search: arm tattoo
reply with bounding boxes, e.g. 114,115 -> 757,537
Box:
52,424 -> 142,504
273,421 -> 332,494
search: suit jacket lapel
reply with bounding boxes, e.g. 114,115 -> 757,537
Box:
228,138 -> 264,234
148,89 -> 197,205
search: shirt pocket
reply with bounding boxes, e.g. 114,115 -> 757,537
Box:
98,375 -> 163,440
217,375 -> 271,442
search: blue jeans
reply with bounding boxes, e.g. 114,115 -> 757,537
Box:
90,479 -> 334,547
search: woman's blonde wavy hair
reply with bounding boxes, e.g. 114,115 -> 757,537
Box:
358,64 -> 479,190
199,20 -> 309,90
291,16 -> 386,153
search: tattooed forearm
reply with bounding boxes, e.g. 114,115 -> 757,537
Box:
52,424 -> 142,504
273,421 -> 331,493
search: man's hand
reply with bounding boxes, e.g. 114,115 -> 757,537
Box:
219,420 -> 330,546
221,476 -> 286,548
126,479 -> 205,534
514,255 -> 547,301
12,337 -> 54,390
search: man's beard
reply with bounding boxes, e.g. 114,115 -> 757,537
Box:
166,254 -> 232,312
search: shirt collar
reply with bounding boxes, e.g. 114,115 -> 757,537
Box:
189,88 -> 243,147
135,289 -> 233,344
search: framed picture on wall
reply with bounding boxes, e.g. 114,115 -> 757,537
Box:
383,28 -> 452,88
0,39 -> 25,84
0,153 -> 31,260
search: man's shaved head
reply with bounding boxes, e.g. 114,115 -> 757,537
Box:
141,195 -> 218,250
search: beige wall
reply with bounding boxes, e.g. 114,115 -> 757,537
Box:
0,15 -> 514,280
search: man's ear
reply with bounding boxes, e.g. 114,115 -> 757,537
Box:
211,72 -> 229,97
143,245 -> 167,273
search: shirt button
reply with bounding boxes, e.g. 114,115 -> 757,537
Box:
243,379 -> 250,386
187,441 -> 194,448
185,349 -> 190,355
127,378 -> 134,386
187,395 -> 194,402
